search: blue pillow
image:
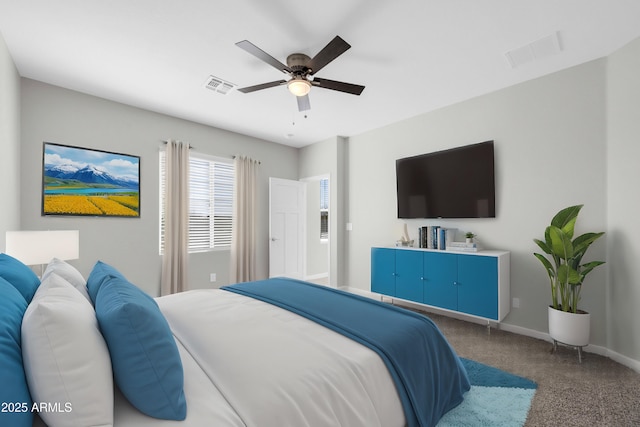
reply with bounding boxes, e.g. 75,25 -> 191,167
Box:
0,253 -> 40,302
95,275 -> 186,420
87,260 -> 126,304
0,278 -> 33,427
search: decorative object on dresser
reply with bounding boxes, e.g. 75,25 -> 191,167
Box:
447,241 -> 480,253
533,204 -> 605,362
371,247 -> 510,323
5,230 -> 79,277
396,223 -> 414,247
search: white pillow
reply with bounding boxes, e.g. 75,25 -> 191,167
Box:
21,273 -> 114,427
42,258 -> 91,302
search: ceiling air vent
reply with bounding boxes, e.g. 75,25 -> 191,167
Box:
505,31 -> 562,68
204,75 -> 236,94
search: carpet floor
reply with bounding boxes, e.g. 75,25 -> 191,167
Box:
417,309 -> 640,426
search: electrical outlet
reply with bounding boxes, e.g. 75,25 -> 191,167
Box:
210,273 -> 217,282
512,297 -> 520,308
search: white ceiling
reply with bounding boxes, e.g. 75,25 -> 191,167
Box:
1,0 -> 640,148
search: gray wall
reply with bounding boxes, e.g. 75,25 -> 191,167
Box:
345,59 -> 609,347
0,31 -> 21,249
606,37 -> 640,361
19,79 -> 298,296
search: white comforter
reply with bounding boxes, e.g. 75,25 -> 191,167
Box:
113,289 -> 405,427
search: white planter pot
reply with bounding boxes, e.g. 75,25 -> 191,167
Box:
548,306 -> 591,347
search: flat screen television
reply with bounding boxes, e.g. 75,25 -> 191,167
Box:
396,141 -> 495,219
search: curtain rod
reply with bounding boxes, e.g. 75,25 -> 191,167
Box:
232,155 -> 261,164
162,143 -> 262,164
162,140 -> 193,149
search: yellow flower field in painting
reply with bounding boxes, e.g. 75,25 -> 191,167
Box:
108,195 -> 139,211
88,197 -> 138,216
44,195 -> 103,215
44,194 -> 139,216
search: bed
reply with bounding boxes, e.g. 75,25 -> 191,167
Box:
0,254 -> 470,427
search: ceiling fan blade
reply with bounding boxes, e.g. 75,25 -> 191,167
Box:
306,36 -> 351,75
237,80 -> 287,93
312,77 -> 365,95
236,40 -> 291,73
297,94 -> 311,111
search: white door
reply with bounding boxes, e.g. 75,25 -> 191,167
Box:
269,177 -> 305,278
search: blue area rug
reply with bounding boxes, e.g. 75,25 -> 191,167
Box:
437,358 -> 537,427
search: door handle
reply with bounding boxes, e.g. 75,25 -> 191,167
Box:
271,237 -> 279,241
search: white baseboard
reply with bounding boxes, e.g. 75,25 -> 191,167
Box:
341,286 -> 640,374
305,273 -> 328,281
496,323 -> 640,373
605,348 -> 640,373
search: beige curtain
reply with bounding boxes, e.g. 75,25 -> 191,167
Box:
161,140 -> 190,295
230,156 -> 260,283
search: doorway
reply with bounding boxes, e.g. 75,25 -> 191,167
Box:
302,175 -> 330,286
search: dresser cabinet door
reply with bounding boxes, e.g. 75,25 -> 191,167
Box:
457,255 -> 498,319
371,248 -> 396,296
395,250 -> 424,303
423,252 -> 457,311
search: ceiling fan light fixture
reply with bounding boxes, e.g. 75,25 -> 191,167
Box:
287,78 -> 311,97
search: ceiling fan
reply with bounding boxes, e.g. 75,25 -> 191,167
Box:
235,35 -> 365,111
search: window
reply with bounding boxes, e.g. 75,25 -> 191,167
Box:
160,151 -> 234,253
320,178 -> 329,241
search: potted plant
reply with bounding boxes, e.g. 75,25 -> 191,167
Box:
465,232 -> 475,244
533,204 -> 605,353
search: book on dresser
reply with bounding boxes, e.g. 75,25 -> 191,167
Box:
418,226 -> 437,249
437,228 -> 456,250
418,226 -> 458,250
447,241 -> 480,252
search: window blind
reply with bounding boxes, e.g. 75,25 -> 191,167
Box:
160,151 -> 234,253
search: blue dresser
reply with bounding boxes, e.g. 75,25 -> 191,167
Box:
371,247 -> 510,322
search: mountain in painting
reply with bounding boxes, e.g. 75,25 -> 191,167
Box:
45,164 -> 138,189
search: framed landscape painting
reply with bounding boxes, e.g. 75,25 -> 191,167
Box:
42,142 -> 140,217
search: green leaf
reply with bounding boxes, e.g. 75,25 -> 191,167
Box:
557,264 -> 570,284
534,253 -> 555,278
580,261 -> 605,280
551,205 -> 583,239
548,225 -> 573,260
533,238 -> 552,255
567,266 -> 581,285
544,226 -> 552,249
573,232 -> 605,256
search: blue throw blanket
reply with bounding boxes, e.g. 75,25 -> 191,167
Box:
223,278 -> 470,427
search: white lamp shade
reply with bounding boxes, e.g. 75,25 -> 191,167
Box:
287,79 -> 311,97
5,230 -> 79,265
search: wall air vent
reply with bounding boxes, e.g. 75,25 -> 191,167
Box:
204,75 -> 236,94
